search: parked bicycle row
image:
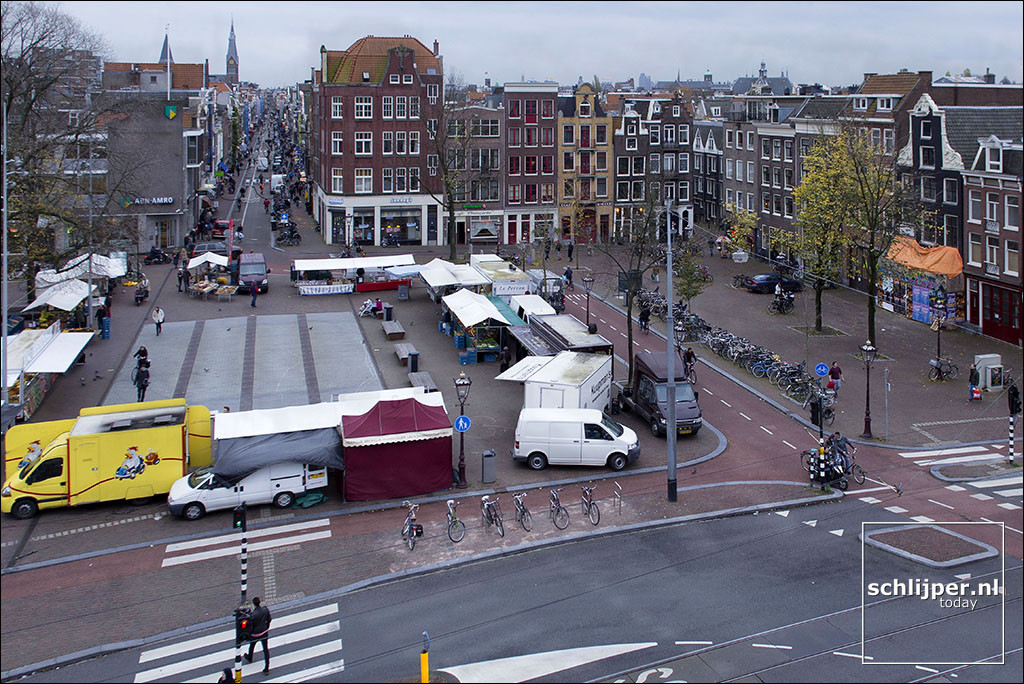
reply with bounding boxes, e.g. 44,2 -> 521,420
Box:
399,485 -> 603,550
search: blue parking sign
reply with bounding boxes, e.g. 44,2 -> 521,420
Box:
815,363 -> 830,377
454,416 -> 472,433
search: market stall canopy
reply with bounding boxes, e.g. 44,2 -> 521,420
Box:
4,327 -> 94,387
509,294 -> 556,318
419,259 -> 490,289
341,393 -> 451,448
385,264 -> 424,278
887,236 -> 963,278
496,355 -> 555,382
22,279 -> 97,312
442,288 -> 513,328
187,252 -> 230,270
35,252 -> 127,290
293,254 -> 415,273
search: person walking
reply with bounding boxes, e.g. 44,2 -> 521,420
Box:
133,346 -> 148,366
707,238 -> 715,257
172,249 -> 180,268
828,361 -> 843,394
969,363 -> 980,402
250,284 -> 259,308
555,240 -> 562,261
499,345 -> 512,373
567,242 -> 574,262
243,597 -> 272,674
151,307 -> 165,336
134,363 -> 150,402
177,267 -> 185,292
264,198 -> 270,213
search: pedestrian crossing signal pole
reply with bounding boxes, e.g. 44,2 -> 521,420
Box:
234,504 -> 248,602
1009,383 -> 1021,464
420,631 -> 430,683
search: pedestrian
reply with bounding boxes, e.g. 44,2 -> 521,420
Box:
567,242 -> 574,261
172,249 -> 180,268
177,267 -> 185,292
499,345 -> 512,372
707,238 -> 715,257
544,238 -> 551,260
264,198 -> 270,213
555,240 -> 562,260
105,294 -> 113,318
828,361 -> 843,394
134,363 -> 150,402
243,597 -> 272,674
217,667 -> 232,683
969,363 -> 980,402
250,284 -> 258,308
151,306 -> 165,336
563,266 -> 573,290
133,345 -> 148,366
183,268 -> 191,293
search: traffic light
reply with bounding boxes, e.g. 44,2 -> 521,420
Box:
234,606 -> 253,645
1009,384 -> 1022,415
232,504 -> 246,531
810,399 -> 823,427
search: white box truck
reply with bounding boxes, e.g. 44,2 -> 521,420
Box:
498,351 -> 614,413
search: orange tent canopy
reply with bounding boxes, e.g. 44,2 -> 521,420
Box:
886,236 -> 963,278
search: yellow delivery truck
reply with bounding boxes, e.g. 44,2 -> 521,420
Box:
2,399 -> 211,519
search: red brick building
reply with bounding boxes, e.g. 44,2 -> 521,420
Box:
501,82 -> 558,244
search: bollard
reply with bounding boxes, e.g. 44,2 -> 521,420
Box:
481,449 -> 496,484
409,350 -> 419,373
383,303 -> 394,321
420,631 -> 430,683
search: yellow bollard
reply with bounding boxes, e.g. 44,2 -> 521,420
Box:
420,649 -> 429,683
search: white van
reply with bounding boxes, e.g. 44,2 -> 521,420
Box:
513,408 -> 639,471
167,463 -> 328,520
256,156 -> 269,172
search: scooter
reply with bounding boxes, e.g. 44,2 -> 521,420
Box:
134,284 -> 149,305
143,248 -> 170,265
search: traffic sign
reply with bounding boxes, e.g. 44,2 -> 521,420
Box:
815,363 -> 830,377
454,416 -> 471,433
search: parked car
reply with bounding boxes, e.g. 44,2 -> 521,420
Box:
742,273 -> 804,294
190,241 -> 228,258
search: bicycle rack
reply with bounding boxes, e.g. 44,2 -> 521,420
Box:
614,481 -> 623,515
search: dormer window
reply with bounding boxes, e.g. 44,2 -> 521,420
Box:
854,97 -> 869,111
579,100 -> 591,117
711,107 -> 721,117
627,123 -> 637,136
877,97 -> 893,111
987,147 -> 1003,173
362,72 -> 371,83
390,74 -> 400,84
403,74 -> 413,84
673,106 -> 680,117
652,102 -> 660,115
921,120 -> 932,139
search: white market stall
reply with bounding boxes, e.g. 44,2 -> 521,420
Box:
470,254 -> 532,303
441,288 -> 516,365
291,254 -> 416,295
419,258 -> 490,302
4,321 -> 94,420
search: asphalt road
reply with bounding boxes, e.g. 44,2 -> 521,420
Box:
12,500 -> 1021,683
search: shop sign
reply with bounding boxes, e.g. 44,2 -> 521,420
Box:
389,197 -> 413,204
462,204 -> 483,209
132,197 -> 175,205
325,196 -> 346,206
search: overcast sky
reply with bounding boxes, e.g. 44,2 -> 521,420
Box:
59,1 -> 1023,88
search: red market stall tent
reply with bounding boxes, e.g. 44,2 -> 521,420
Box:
340,393 -> 453,501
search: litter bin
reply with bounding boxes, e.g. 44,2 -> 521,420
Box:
383,303 -> 394,321
408,350 -> 419,373
481,449 -> 496,484
101,317 -> 111,340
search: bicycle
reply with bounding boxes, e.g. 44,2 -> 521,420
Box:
445,499 -> 465,543
767,296 -> 795,315
732,273 -> 746,289
580,484 -> 600,525
480,495 -> 505,537
683,360 -> 697,384
513,492 -> 532,532
928,356 -> 959,382
400,501 -> 422,551
549,487 -> 569,529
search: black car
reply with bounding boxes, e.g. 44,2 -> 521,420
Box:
742,273 -> 803,294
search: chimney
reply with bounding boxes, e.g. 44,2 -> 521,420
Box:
433,39 -> 439,56
984,67 -> 995,84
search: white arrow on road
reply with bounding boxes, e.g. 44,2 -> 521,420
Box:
829,529 -> 844,537
803,520 -> 817,527
439,642 -> 658,683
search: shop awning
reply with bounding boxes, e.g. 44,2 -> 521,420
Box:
341,392 -> 451,447
22,279 -> 97,312
385,264 -> 423,277
23,332 -> 93,374
887,236 -> 963,278
496,355 -> 555,382
442,288 -> 512,328
508,326 -> 558,356
293,254 -> 416,272
488,296 -> 527,326
509,294 -> 556,318
187,252 -> 230,270
35,252 -> 127,290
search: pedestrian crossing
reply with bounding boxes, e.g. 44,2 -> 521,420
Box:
162,519 -> 332,567
965,474 -> 1024,504
133,603 -> 343,683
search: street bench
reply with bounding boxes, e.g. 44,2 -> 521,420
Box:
382,320 -> 405,340
408,371 -> 439,393
394,343 -> 419,366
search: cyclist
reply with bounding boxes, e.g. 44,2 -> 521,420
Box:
639,305 -> 651,333
825,431 -> 852,474
683,347 -> 697,379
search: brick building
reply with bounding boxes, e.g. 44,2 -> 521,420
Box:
501,82 -> 559,244
557,83 -> 614,244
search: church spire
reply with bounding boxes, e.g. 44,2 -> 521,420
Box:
225,18 -> 239,85
158,30 -> 173,65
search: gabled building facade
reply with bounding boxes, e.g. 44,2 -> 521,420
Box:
557,83 -> 614,244
502,82 -> 559,244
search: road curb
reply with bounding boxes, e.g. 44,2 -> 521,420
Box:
0,481 -> 837,681
860,524 -> 1000,568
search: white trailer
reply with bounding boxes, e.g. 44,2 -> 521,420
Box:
497,351 -> 614,413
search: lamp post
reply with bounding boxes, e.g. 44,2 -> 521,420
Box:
454,371 -> 472,488
582,275 -> 595,326
860,340 -> 877,439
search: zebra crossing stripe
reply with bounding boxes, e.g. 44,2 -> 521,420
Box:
264,660 -> 345,683
996,488 -> 1023,497
971,476 -> 1023,489
165,519 -> 330,553
162,530 -> 332,567
915,454 -> 1005,467
899,446 -> 989,459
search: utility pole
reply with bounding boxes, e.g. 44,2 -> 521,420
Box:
665,199 -> 677,502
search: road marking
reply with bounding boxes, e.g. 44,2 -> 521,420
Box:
165,519 -> 331,553
739,412 -> 751,421
884,506 -> 908,514
703,388 -> 713,395
971,476 -> 1023,489
971,493 -> 994,500
438,643 -> 659,684
263,661 -> 346,684
858,497 -> 881,504
760,426 -> 773,435
774,510 -> 790,517
998,502 -> 1022,510
752,643 -> 792,650
928,499 -> 955,510
945,485 -> 967,491
911,516 -> 935,523
829,529 -> 844,537
608,324 -> 617,331
954,573 -> 972,580
162,531 -> 332,567
915,665 -> 940,674
833,651 -> 873,661
996,488 -> 1023,497
675,641 -> 713,646
782,440 -> 798,450
720,399 -> 732,407
899,445 -> 989,459
598,318 -> 606,323
855,485 -> 898,494
916,453 -> 1006,467
803,520 -> 817,527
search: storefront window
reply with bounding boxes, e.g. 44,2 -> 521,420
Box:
470,215 -> 501,241
331,212 -> 346,244
353,209 -> 375,244
535,213 -> 554,241
381,209 -> 422,244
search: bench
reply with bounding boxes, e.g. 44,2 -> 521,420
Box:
408,371 -> 439,393
394,343 -> 419,366
381,320 -> 406,340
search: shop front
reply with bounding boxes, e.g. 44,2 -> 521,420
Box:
461,211 -> 502,243
966,277 -> 1022,347
381,207 -> 422,246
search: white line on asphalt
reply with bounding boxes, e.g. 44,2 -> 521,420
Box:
833,651 -> 873,661
752,643 -> 793,650
782,440 -> 797,450
621,332 -> 628,339
884,506 -> 908,514
675,641 -> 714,646
599,318 -> 606,324
739,412 -> 751,421
928,499 -> 955,510
911,516 -> 935,523
165,519 -> 331,553
703,388 -> 714,395
916,454 -> 1009,467
971,476 -> 1023,488
858,497 -> 881,504
998,502 -> 1022,510
760,426 -> 773,435
899,445 -> 989,459
608,324 -> 617,331
162,531 -> 332,567
971,493 -> 994,500
996,488 -> 1023,497
853,485 -> 897,494
181,646 -> 343,684
720,399 -> 732,407
264,660 -> 346,684
915,665 -> 940,673
945,485 -> 967,491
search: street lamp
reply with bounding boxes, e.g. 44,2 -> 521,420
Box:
582,275 -> 595,326
454,371 -> 472,488
860,340 -> 877,439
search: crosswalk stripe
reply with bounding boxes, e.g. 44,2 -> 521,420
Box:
165,519 -> 330,553
264,659 -> 345,683
971,476 -> 1023,489
996,488 -> 1023,497
898,446 -> 989,459
162,530 -> 332,567
915,454 -> 1006,467
140,605 -> 339,663
180,646 -> 342,684
135,622 -> 340,682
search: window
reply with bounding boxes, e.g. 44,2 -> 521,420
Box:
525,127 -> 538,147
784,168 -> 793,189
785,196 -> 794,217
427,154 -> 438,176
508,99 -> 521,118
1007,196 -> 1020,230
986,235 -> 999,266
678,125 -> 689,144
382,168 -> 393,193
382,131 -> 393,155
664,153 -> 674,173
396,168 -> 407,193
427,83 -> 439,105
632,156 -> 645,176
968,233 -> 982,265
355,168 -> 372,193
761,139 -> 771,159
627,123 -> 636,135
525,99 -> 538,123
382,96 -> 393,119
762,192 -> 771,213
626,137 -> 638,151
390,74 -> 400,84
563,125 -> 575,145
678,181 -> 690,201
726,129 -> 734,148
355,132 -> 372,156
736,131 -> 744,149
579,100 -> 591,117
596,151 -> 607,171
694,155 -> 702,172
883,129 -> 895,154
695,176 -> 704,194
563,151 -> 575,172
673,105 -> 680,117
508,155 -> 521,175
650,126 -> 660,145
508,184 -> 521,203
987,192 -> 1000,221
650,182 -> 661,201
396,96 -> 407,119
427,118 -> 437,140
616,181 -> 630,201
403,73 -> 413,84
396,131 -> 407,155
470,148 -> 497,170
709,156 -> 717,173
563,178 -> 575,199
596,124 -> 607,144
969,190 -> 982,222
525,155 -> 538,175
331,168 -> 344,193
541,127 -> 554,146
579,125 -> 591,148
784,140 -> 793,161
921,120 -> 932,139
943,178 -> 958,204
762,165 -> 770,186
678,153 -> 689,173
472,119 -> 500,137
920,147 -> 935,169
331,96 -> 344,119
664,180 -> 673,200
331,131 -> 344,155
772,139 -> 781,160
650,153 -> 661,173
747,161 -> 755,184
410,96 -> 420,119
525,184 -> 538,203
877,97 -> 893,112
663,125 -> 675,144
726,188 -> 734,204
870,129 -> 881,150
542,99 -> 554,118
632,180 -> 644,201
409,131 -> 420,155
747,192 -> 755,212
355,96 -> 372,119
942,215 -> 959,246
921,178 -> 937,202
541,183 -> 554,203
772,167 -> 781,187
773,195 -> 782,215
542,155 -> 554,174
854,97 -> 869,111
987,147 -> 1003,173
1006,240 -> 1020,275
508,127 -> 522,147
